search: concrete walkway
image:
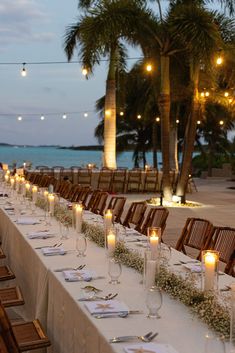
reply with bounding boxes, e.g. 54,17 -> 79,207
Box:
121,177 -> 235,247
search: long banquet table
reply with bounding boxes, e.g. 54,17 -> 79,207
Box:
0,196 -> 233,353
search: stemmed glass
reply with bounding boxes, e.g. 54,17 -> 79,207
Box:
146,286 -> 162,319
204,333 -> 226,353
108,258 -> 122,284
160,243 -> 171,266
75,236 -> 87,257
60,221 -> 70,240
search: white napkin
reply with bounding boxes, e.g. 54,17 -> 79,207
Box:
63,269 -> 94,282
183,263 -> 201,273
126,229 -> 141,236
28,231 -> 55,239
16,217 -> 40,225
124,343 -> 179,353
42,247 -> 66,256
85,299 -> 129,315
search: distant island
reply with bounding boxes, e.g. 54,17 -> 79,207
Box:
59,145 -> 103,151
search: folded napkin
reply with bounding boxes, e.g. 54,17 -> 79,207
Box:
124,343 -> 179,353
126,229 -> 141,236
85,299 -> 129,315
63,269 -> 94,282
28,231 -> 55,239
42,247 -> 66,256
16,217 -> 40,225
183,263 -> 201,273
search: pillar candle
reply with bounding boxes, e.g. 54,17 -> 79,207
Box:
107,230 -> 116,256
15,176 -> 20,192
44,190 -> 49,201
104,209 -> 113,230
48,194 -> 55,216
75,204 -> 83,233
4,175 -> 9,183
150,235 -> 160,260
10,178 -> 15,188
32,186 -> 38,203
204,252 -> 217,291
145,260 -> 157,289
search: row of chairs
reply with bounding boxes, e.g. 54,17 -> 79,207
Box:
176,217 -> 235,275
0,248 -> 50,352
29,168 -> 178,193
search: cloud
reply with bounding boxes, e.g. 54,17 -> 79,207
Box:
0,0 -> 54,48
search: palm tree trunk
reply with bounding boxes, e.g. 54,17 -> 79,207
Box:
104,48 -> 117,169
169,121 -> 178,171
152,122 -> 158,169
158,55 -> 171,201
176,66 -> 200,200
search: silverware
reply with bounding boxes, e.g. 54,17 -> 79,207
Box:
220,285 -> 231,292
54,264 -> 86,272
109,331 -> 158,343
84,276 -> 106,282
78,293 -> 118,301
93,310 -> 143,319
174,260 -> 199,265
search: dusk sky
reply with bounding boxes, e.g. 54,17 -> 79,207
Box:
0,1 -> 227,146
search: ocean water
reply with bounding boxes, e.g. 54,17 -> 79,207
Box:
0,145 -> 163,169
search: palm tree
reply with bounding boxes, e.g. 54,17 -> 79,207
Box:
64,0 -> 147,169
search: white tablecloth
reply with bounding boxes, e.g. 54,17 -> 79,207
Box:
0,198 -> 233,353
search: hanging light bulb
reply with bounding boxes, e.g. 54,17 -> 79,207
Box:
120,111 -> 124,116
17,116 -> 22,121
205,91 -> 210,97
176,119 -> 180,124
197,120 -> 201,125
224,92 -> 229,97
21,63 -> 27,77
219,120 -> 224,126
62,114 -> 67,119
156,117 -> 160,122
200,92 -> 205,98
40,115 -> 45,120
105,110 -> 111,117
137,114 -> 141,119
84,113 -> 88,117
216,56 -> 223,65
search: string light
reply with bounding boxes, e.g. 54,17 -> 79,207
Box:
219,120 -> 224,126
82,67 -> 88,76
21,63 -> 27,77
205,91 -> 210,97
197,120 -> 201,125
40,115 -> 45,120
62,114 -> 67,119
224,92 -> 229,97
156,117 -> 160,122
105,110 -> 111,117
200,92 -> 205,98
84,113 -> 88,117
17,116 -> 22,121
216,56 -> 223,65
146,64 -> 152,72
120,111 -> 124,116
137,114 -> 141,119
176,119 -> 180,124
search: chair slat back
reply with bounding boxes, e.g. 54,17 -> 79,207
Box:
127,170 -> 142,192
0,301 -> 19,353
91,192 -> 108,215
77,169 -> 92,187
98,170 -> 113,192
143,170 -> 159,192
122,202 -> 147,229
106,197 -> 126,223
140,207 -> 169,236
111,169 -> 127,193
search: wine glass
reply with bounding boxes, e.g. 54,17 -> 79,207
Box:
146,286 -> 162,319
160,243 -> 171,266
75,236 -> 87,257
204,333 -> 226,353
108,258 -> 122,284
60,221 -> 69,240
117,224 -> 126,243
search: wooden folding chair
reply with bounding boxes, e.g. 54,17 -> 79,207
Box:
0,266 -> 15,281
91,192 -> 108,216
77,169 -> 92,187
0,300 -> 50,352
106,197 -> 126,223
52,166 -> 65,182
0,246 -> 6,259
97,170 -> 113,192
111,169 -> 127,193
0,335 -> 10,353
175,217 -> 213,258
122,202 -> 147,230
127,169 -> 142,192
140,207 -> 169,237
143,170 -> 159,192
203,226 -> 235,275
72,187 -> 91,205
85,190 -> 101,210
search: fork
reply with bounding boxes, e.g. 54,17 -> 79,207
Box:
54,265 -> 86,272
109,331 -> 158,343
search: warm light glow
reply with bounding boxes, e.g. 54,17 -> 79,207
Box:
156,117 -> 160,122
204,252 -> 216,266
224,92 -> 229,97
219,120 -> 224,126
146,64 -> 152,72
84,112 -> 88,117
176,119 -> 180,124
197,120 -> 201,125
105,110 -> 111,117
137,114 -> 141,119
21,63 -> 27,77
216,56 -> 223,65
228,98 -> 233,104
18,116 -> 22,121
205,91 -> 210,97
120,111 -> 124,116
40,115 -> 45,120
200,92 -> 205,98
82,67 -> 88,76
62,114 -> 67,119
